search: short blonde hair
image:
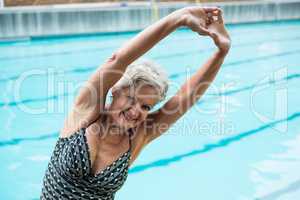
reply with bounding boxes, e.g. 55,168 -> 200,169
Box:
113,59 -> 169,102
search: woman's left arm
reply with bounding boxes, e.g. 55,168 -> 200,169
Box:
144,10 -> 231,144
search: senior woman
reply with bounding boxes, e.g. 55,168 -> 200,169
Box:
41,6 -> 231,199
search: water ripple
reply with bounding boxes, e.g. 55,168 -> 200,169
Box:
1,70 -> 299,108
1,33 -> 299,61
0,131 -> 58,147
129,111 -> 300,174
1,111 -> 299,177
0,43 -> 300,83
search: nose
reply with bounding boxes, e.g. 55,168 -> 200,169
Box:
127,104 -> 141,120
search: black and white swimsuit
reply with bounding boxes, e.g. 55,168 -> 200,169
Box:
40,127 -> 132,200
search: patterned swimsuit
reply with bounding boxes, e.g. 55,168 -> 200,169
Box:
40,127 -> 132,200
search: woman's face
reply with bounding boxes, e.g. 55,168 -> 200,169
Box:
109,84 -> 160,130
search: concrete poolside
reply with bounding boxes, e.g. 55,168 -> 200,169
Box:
0,0 -> 300,40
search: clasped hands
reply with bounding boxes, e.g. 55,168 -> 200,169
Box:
179,6 -> 231,54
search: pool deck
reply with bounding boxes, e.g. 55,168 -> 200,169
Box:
0,0 -> 300,41
1,0 -> 300,12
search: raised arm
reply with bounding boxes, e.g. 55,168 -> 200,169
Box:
61,7 -> 219,136
144,9 -> 231,144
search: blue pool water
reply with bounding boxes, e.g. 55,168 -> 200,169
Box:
0,20 -> 300,200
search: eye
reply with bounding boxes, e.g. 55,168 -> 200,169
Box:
142,105 -> 152,111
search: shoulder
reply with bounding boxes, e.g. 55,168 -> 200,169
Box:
60,105 -> 105,138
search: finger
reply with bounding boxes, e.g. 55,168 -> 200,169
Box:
207,10 -> 221,23
205,10 -> 219,22
205,15 -> 214,25
209,10 -> 220,16
205,19 -> 210,26
205,12 -> 212,25
217,9 -> 224,24
200,18 -> 208,28
204,7 -> 220,13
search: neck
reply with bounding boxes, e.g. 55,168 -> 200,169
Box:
101,112 -> 129,145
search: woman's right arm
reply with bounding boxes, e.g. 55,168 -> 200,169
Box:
61,7 -> 219,136
143,9 -> 231,144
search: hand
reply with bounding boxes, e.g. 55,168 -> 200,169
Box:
206,9 -> 231,54
181,6 -> 221,36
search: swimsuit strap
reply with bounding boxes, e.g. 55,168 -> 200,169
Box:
128,128 -> 134,151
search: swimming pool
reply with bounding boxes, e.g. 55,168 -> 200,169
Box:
0,19 -> 300,200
